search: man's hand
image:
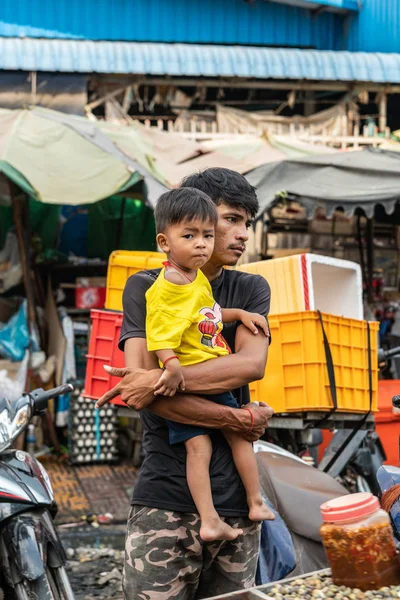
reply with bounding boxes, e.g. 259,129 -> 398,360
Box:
242,402 -> 274,442
95,365 -> 161,410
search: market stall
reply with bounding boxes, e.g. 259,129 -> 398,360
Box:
0,106 -> 166,460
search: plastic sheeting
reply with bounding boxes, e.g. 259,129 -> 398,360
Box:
0,106 -> 169,208
0,301 -> 30,361
247,147 -> 400,219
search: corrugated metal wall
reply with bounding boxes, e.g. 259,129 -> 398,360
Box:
0,0 -> 342,49
346,0 -> 400,53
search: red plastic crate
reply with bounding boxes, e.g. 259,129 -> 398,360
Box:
84,309 -> 125,405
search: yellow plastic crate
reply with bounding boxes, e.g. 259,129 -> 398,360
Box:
237,254 -> 363,320
237,256 -> 304,315
105,250 -> 166,311
250,311 -> 379,414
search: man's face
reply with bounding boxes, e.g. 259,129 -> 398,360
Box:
212,203 -> 252,267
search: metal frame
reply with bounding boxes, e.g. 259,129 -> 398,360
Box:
268,411 -> 375,431
205,569 -> 331,599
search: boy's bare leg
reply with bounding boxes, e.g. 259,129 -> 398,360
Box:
185,434 -> 244,542
224,432 -> 275,522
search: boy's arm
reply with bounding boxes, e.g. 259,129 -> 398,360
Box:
154,349 -> 185,396
222,308 -> 270,337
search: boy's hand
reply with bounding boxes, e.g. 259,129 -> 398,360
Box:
240,311 -> 270,337
154,362 -> 185,397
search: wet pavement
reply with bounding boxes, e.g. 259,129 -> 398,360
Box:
61,526 -> 126,599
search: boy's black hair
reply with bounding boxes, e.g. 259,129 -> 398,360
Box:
180,168 -> 259,218
154,187 -> 218,234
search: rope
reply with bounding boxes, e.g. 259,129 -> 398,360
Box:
301,254 -> 310,310
381,484 -> 400,514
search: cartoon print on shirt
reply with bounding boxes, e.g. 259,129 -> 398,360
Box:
198,303 -> 231,352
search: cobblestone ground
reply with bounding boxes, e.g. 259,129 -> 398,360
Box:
38,458 -> 138,598
40,457 -> 138,524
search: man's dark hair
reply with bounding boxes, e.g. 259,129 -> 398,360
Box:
154,187 -> 218,234
180,168 -> 259,218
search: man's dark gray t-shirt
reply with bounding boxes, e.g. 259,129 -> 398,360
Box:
119,267 -> 271,517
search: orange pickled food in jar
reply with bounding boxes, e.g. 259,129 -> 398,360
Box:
320,492 -> 400,591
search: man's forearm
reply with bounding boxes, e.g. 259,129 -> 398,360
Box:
181,353 -> 256,394
150,393 -> 273,441
150,393 -> 250,434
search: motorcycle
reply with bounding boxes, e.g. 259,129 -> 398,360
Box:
376,393 -> 400,541
254,390 -> 400,585
0,384 -> 76,600
254,440 -> 346,584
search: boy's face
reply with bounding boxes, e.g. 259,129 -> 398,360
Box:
157,217 -> 215,270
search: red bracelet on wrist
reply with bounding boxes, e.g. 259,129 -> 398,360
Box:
163,355 -> 179,368
241,407 -> 255,437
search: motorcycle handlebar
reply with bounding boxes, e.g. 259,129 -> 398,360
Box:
378,346 -> 400,362
29,384 -> 74,414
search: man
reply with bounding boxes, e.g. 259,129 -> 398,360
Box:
96,168 -> 273,599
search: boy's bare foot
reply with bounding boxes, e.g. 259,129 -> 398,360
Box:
200,518 -> 243,542
248,501 -> 276,522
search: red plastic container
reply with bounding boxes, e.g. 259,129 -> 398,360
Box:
84,309 -> 125,405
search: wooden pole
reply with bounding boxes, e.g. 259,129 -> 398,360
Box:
116,197 -> 127,249
366,218 -> 375,304
10,185 -> 37,329
356,214 -> 368,293
378,92 -> 387,133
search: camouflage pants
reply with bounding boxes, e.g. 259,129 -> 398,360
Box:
123,505 -> 260,600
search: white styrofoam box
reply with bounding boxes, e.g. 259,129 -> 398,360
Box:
237,253 -> 363,320
304,254 -> 363,320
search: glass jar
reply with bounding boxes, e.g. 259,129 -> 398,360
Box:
320,492 -> 400,591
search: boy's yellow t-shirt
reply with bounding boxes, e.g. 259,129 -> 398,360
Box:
145,268 -> 231,367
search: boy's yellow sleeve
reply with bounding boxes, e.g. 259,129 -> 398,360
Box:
146,308 -> 191,351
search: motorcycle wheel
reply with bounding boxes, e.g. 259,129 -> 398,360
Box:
14,566 -> 75,600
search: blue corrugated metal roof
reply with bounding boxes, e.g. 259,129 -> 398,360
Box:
347,0 -> 400,53
1,38 -> 400,83
0,0 -> 342,49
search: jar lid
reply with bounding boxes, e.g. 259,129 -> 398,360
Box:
321,492 -> 380,523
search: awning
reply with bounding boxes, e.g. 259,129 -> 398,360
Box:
1,38 -> 400,83
0,106 -> 167,206
268,0 -> 360,12
246,148 -> 400,219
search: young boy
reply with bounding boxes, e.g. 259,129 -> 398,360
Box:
146,187 -> 274,542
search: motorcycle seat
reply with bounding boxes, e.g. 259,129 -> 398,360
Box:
256,451 -> 348,542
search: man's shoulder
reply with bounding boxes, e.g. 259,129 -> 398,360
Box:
124,268 -> 161,294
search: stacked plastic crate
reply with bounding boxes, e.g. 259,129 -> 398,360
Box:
237,253 -> 378,414
84,251 -> 166,406
84,251 -> 379,415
